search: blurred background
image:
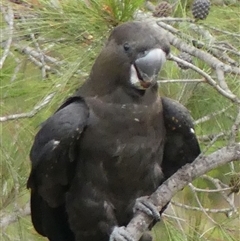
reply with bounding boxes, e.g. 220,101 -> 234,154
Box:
1,0 -> 239,240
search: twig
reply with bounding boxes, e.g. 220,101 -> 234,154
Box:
156,20 -> 206,50
229,106 -> 240,145
189,183 -> 218,225
8,51 -> 22,82
0,5 -> 14,69
201,23 -> 240,38
0,92 -> 55,122
198,132 -> 229,142
0,203 -> 30,229
213,45 -> 240,58
168,54 -> 239,103
144,0 -> 155,12
34,42 -> 47,78
115,143 -> 240,240
201,175 -> 229,189
21,45 -> 64,66
27,53 -> 53,72
171,200 -> 234,214
158,78 -> 205,84
202,132 -> 229,154
157,21 -> 240,76
12,14 -> 64,76
201,175 -> 238,214
194,105 -> 233,125
188,24 -> 238,69
177,82 -> 189,103
168,203 -> 187,240
189,23 -> 215,44
216,41 -> 239,52
161,212 -> 186,222
215,66 -> 231,93
155,17 -> 194,23
189,185 -> 231,193
13,44 -> 63,74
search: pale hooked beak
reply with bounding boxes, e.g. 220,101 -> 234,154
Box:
130,48 -> 166,89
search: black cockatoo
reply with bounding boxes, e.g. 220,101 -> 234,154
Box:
27,21 -> 200,241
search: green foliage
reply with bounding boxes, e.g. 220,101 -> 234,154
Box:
103,0 -> 145,24
173,0 -> 194,17
39,0 -> 145,28
0,0 -> 239,240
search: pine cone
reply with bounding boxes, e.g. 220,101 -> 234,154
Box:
192,0 -> 211,20
229,175 -> 240,194
177,52 -> 193,70
153,1 -> 172,18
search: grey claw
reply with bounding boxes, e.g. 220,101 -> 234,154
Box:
134,196 -> 160,221
110,226 -> 135,241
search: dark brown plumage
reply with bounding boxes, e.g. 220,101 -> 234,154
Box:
161,97 -> 201,179
27,21 -> 200,241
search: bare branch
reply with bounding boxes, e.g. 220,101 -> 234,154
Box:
189,23 -> 215,43
153,17 -> 194,23
158,78 -> 205,84
171,201 -> 234,214
156,21 -> 240,76
201,23 -> 240,38
0,203 -> 30,229
168,203 -> 187,239
0,92 -> 55,122
194,105 -> 233,125
201,175 -> 229,189
144,1 -> 155,12
202,132 -> 229,154
213,45 -> 240,58
19,15 -> 60,78
186,185 -> 230,193
122,143 -> 240,240
215,67 -> 231,93
16,45 -> 64,66
8,51 -> 22,82
216,41 -> 239,52
188,183 -> 224,225
198,132 -> 229,142
187,23 -> 239,67
13,44 -> 61,75
201,175 -> 238,214
229,106 -> 240,144
0,5 -> 14,69
168,54 -> 239,103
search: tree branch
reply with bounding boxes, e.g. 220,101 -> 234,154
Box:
157,21 -> 240,76
122,143 -> 240,241
0,203 -> 30,229
194,104 -> 233,125
0,92 -> 55,122
229,106 -> 240,144
157,78 -> 205,84
171,200 -> 234,214
0,5 -> 14,69
168,54 -> 240,103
